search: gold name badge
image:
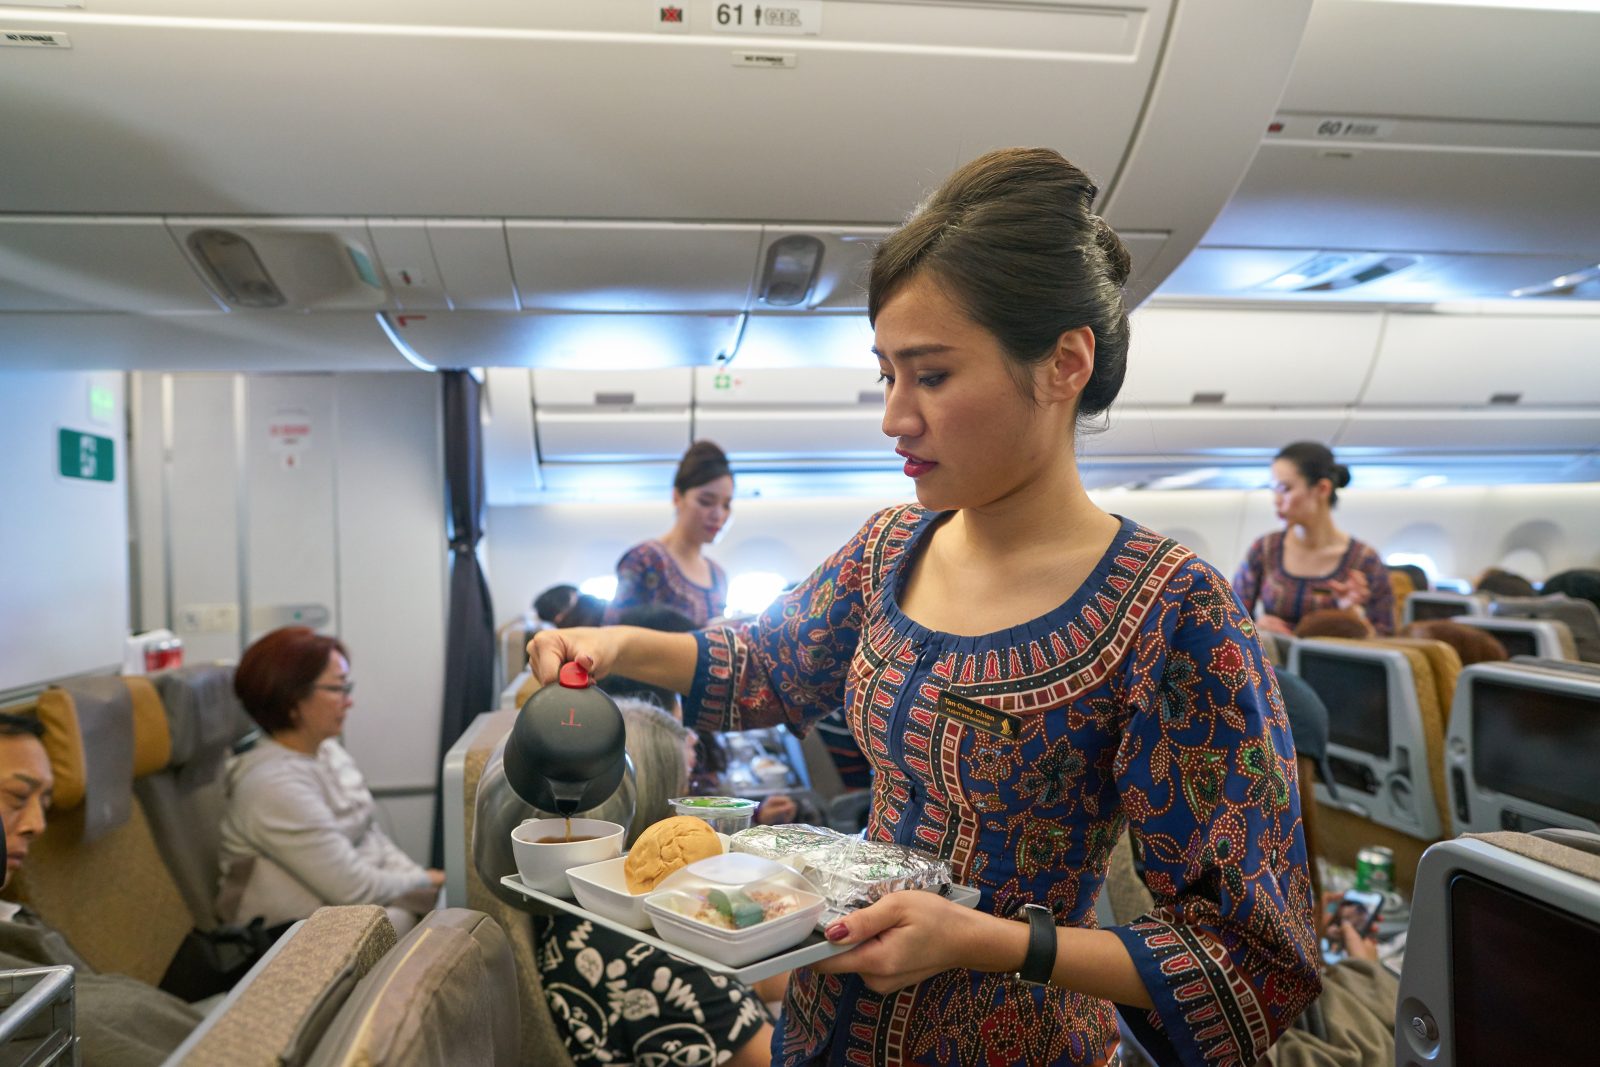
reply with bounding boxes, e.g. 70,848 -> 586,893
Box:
933,690 -> 1024,739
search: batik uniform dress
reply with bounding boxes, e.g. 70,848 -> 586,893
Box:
1231,531 -> 1396,635
535,915 -> 773,1065
685,505 -> 1321,1067
607,540 -> 729,626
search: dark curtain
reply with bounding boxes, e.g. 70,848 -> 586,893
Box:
430,370 -> 495,866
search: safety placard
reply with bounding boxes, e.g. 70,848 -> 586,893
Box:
710,1 -> 821,35
58,429 -> 114,483
267,410 -> 314,469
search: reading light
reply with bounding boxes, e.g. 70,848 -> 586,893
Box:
187,229 -> 285,308
759,235 -> 824,307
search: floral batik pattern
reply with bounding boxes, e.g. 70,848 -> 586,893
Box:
1231,530 -> 1396,634
606,540 -> 729,627
535,914 -> 772,1065
686,505 -> 1321,1066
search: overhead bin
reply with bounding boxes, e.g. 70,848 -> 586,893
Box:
1083,407 -> 1349,458
379,311 -> 743,370
1364,314 -> 1600,407
0,217 -> 220,313
693,367 -> 886,461
1120,308 -> 1381,406
1339,410 -> 1600,453
532,369 -> 692,463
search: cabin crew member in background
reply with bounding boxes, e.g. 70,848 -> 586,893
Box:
218,628 -> 441,933
532,147 -> 1319,1067
1233,442 -> 1396,636
0,713 -> 202,1065
606,440 -> 734,626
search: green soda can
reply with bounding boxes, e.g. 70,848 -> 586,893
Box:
1356,846 -> 1395,893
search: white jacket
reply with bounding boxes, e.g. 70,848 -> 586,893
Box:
218,737 -> 430,917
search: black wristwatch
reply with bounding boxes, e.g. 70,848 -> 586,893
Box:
1015,903 -> 1057,985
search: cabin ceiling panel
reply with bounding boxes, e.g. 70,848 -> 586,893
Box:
0,217 -> 220,313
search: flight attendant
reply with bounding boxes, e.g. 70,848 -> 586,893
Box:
1233,442 -> 1396,635
532,147 -> 1319,1066
605,440 -> 733,627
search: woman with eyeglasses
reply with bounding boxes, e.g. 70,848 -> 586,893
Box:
218,626 -> 442,932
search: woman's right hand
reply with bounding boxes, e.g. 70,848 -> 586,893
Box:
526,626 -> 622,685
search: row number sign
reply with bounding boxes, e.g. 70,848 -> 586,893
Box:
712,1 -> 821,34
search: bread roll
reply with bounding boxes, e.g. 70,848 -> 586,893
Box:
624,816 -> 722,893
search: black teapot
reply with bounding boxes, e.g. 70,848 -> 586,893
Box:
502,661 -> 628,815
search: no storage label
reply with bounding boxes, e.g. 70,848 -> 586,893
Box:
2,29 -> 72,48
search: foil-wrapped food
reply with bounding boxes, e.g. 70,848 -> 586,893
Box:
729,824 -> 953,911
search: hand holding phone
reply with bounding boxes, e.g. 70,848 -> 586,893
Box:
1327,889 -> 1384,952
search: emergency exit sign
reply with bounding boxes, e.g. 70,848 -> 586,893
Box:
58,428 -> 114,482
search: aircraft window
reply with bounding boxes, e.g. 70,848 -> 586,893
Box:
1471,679 -> 1600,822
579,575 -> 618,601
1450,872 -> 1597,1065
1297,651 -> 1391,757
727,571 -> 788,617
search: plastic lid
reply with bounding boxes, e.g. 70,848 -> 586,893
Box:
559,661 -> 591,689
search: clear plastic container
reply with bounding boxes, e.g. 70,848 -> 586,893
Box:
643,854 -> 826,966
669,795 -> 759,834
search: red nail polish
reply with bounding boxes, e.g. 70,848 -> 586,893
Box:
825,922 -> 849,942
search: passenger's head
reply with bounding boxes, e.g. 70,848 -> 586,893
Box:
671,441 -> 733,547
1271,442 -> 1349,522
583,698 -> 692,848
600,606 -> 697,715
533,585 -> 605,629
1295,609 -> 1374,641
1475,567 -> 1537,599
0,713 -> 52,888
234,627 -> 352,743
1403,620 -> 1509,666
867,148 -> 1130,508
1541,568 -> 1600,614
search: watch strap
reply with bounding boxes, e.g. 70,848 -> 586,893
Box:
1016,903 -> 1056,985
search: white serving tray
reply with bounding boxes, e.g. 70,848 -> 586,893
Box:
502,873 -> 982,984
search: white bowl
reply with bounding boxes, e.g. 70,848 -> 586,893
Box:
510,818 -> 624,897
566,834 -> 732,930
644,883 -> 825,967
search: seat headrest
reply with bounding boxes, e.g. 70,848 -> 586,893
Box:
34,677 -> 170,839
152,664 -> 254,784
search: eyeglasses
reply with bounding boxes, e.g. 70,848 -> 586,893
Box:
314,681 -> 355,696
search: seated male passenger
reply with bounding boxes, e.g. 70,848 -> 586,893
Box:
218,627 -> 441,932
1475,567 -> 1537,598
0,712 -> 202,1065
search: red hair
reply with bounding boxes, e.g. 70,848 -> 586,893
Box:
234,627 -> 349,734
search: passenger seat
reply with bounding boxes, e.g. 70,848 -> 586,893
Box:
21,677 -> 192,985
166,904 -> 397,1067
306,909 -> 519,1067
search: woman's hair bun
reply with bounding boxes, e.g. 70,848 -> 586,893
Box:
1334,464 -> 1352,489
1092,215 -> 1132,290
674,439 -> 732,494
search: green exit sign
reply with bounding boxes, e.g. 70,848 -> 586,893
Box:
58,429 -> 115,483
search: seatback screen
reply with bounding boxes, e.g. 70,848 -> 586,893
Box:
1411,598 -> 1470,621
1475,625 -> 1538,659
1472,679 -> 1600,821
1296,651 -> 1391,757
1450,873 -> 1599,1065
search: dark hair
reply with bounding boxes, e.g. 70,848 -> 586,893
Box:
1294,609 -> 1373,641
674,441 -> 732,495
234,626 -> 349,734
1541,568 -> 1600,613
0,712 -> 44,739
1475,567 -> 1537,599
1275,441 -> 1351,507
533,584 -> 579,624
867,147 -> 1131,429
1404,621 -> 1509,666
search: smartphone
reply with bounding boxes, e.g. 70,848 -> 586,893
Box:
1330,889 -> 1384,943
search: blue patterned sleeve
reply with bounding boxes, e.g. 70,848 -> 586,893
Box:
1230,536 -> 1265,621
684,509 -> 894,733
1109,557 -> 1321,1066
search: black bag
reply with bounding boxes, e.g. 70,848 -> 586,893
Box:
159,917 -> 293,1001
